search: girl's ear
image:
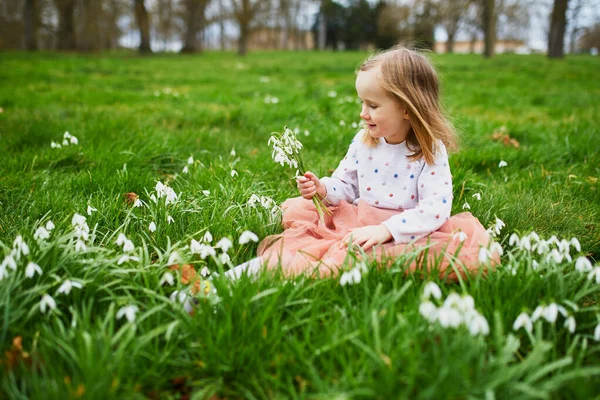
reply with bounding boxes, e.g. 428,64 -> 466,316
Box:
403,108 -> 410,120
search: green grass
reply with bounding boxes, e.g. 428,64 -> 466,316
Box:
0,50 -> 599,399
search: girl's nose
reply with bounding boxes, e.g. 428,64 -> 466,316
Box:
360,105 -> 369,120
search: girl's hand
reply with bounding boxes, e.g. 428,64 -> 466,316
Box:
297,171 -> 327,200
340,225 -> 393,252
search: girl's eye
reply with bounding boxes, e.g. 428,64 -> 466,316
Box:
370,105 -> 378,109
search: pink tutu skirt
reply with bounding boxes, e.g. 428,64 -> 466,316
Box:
257,197 -> 499,281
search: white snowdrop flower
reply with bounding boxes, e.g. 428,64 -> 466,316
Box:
71,213 -> 86,227
239,230 -> 259,244
594,323 -> 600,341
587,267 -> 600,284
170,290 -> 194,313
187,156 -> 194,165
247,194 -> 260,206
74,240 -> 87,252
86,205 -> 97,216
462,202 -> 471,210
40,294 -> 56,314
506,264 -> 517,275
230,148 -> 236,157
200,266 -> 211,277
25,262 -> 42,278
304,130 -> 310,136
340,268 -> 361,286
532,260 -> 539,270
531,305 -> 543,322
116,233 -> 127,246
116,305 -> 139,323
13,235 -> 30,258
150,194 -> 157,203
218,253 -> 230,264
575,257 -> 593,272
46,221 -> 55,231
452,231 -> 468,243
0,264 -> 9,281
558,239 -> 571,255
564,316 -> 576,333
160,271 -> 175,286
63,131 -> 72,139
293,127 -> 300,134
57,279 -> 83,295
190,239 -> 202,254
546,249 -> 563,263
498,160 -> 508,168
2,254 -> 17,271
230,169 -> 238,177
271,97 -> 279,104
203,231 -> 213,243
423,282 -> 442,300
69,136 -> 78,145
117,254 -> 139,265
182,166 -> 189,174
339,120 -> 346,126
490,242 -> 503,256
351,121 -> 358,128
570,237 -> 581,252
34,227 -> 50,241
215,237 -> 233,253
518,236 -> 532,251
557,305 -> 568,318
509,233 -> 520,247
419,301 -> 438,323
536,240 -> 550,255
437,307 -> 462,328
443,293 -> 463,309
122,239 -> 135,253
167,251 -> 181,265
327,90 -> 337,98
51,141 -> 61,149
149,222 -> 157,233
472,193 -> 482,201
478,247 -> 490,264
542,303 -> 559,323
167,215 -> 174,224
459,295 -> 475,313
513,312 -> 533,332
468,314 -> 490,336
198,244 -> 216,260
202,190 -> 210,196
133,199 -> 143,209
493,218 -> 505,235
62,139 -> 69,146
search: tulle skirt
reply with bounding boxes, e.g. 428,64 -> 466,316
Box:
257,197 -> 499,281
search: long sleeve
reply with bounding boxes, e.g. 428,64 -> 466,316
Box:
321,132 -> 362,206
382,143 -> 453,243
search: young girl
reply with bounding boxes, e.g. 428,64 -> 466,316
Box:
225,45 -> 496,281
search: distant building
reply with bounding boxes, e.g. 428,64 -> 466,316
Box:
434,39 -> 529,54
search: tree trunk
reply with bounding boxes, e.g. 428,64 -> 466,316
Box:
446,31 -> 455,54
238,19 -> 248,55
548,0 -> 569,58
23,0 -> 37,50
181,0 -> 200,53
483,0 -> 495,58
219,0 -> 226,50
56,0 -> 76,50
134,0 -> 151,53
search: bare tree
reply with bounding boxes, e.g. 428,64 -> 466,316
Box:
181,0 -> 211,52
482,0 -> 495,57
134,0 -> 151,52
231,0 -> 265,55
55,0 -> 76,50
438,0 -> 473,53
23,0 -> 39,50
548,0 -> 569,58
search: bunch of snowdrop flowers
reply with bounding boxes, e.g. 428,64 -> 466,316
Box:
115,233 -> 139,265
268,126 -> 331,221
0,235 -> 32,280
339,261 -> 368,286
419,282 -> 490,337
71,213 -> 90,252
152,181 -> 178,205
50,131 -> 78,148
247,194 -> 280,216
512,302 -> 578,335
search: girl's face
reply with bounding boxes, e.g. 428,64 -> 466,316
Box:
355,66 -> 411,145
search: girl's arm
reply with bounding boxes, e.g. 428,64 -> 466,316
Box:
382,142 -> 453,243
320,131 -> 362,205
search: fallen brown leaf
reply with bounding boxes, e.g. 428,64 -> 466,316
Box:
124,192 -> 139,204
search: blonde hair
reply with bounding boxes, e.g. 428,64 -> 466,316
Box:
358,44 -> 458,164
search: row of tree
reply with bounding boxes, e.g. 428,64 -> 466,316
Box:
2,0 -> 598,58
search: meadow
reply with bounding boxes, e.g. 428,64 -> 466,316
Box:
0,50 -> 599,399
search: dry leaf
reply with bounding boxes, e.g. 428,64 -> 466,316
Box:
124,192 -> 139,204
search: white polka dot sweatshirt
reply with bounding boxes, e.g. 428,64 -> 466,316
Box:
321,130 -> 453,244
